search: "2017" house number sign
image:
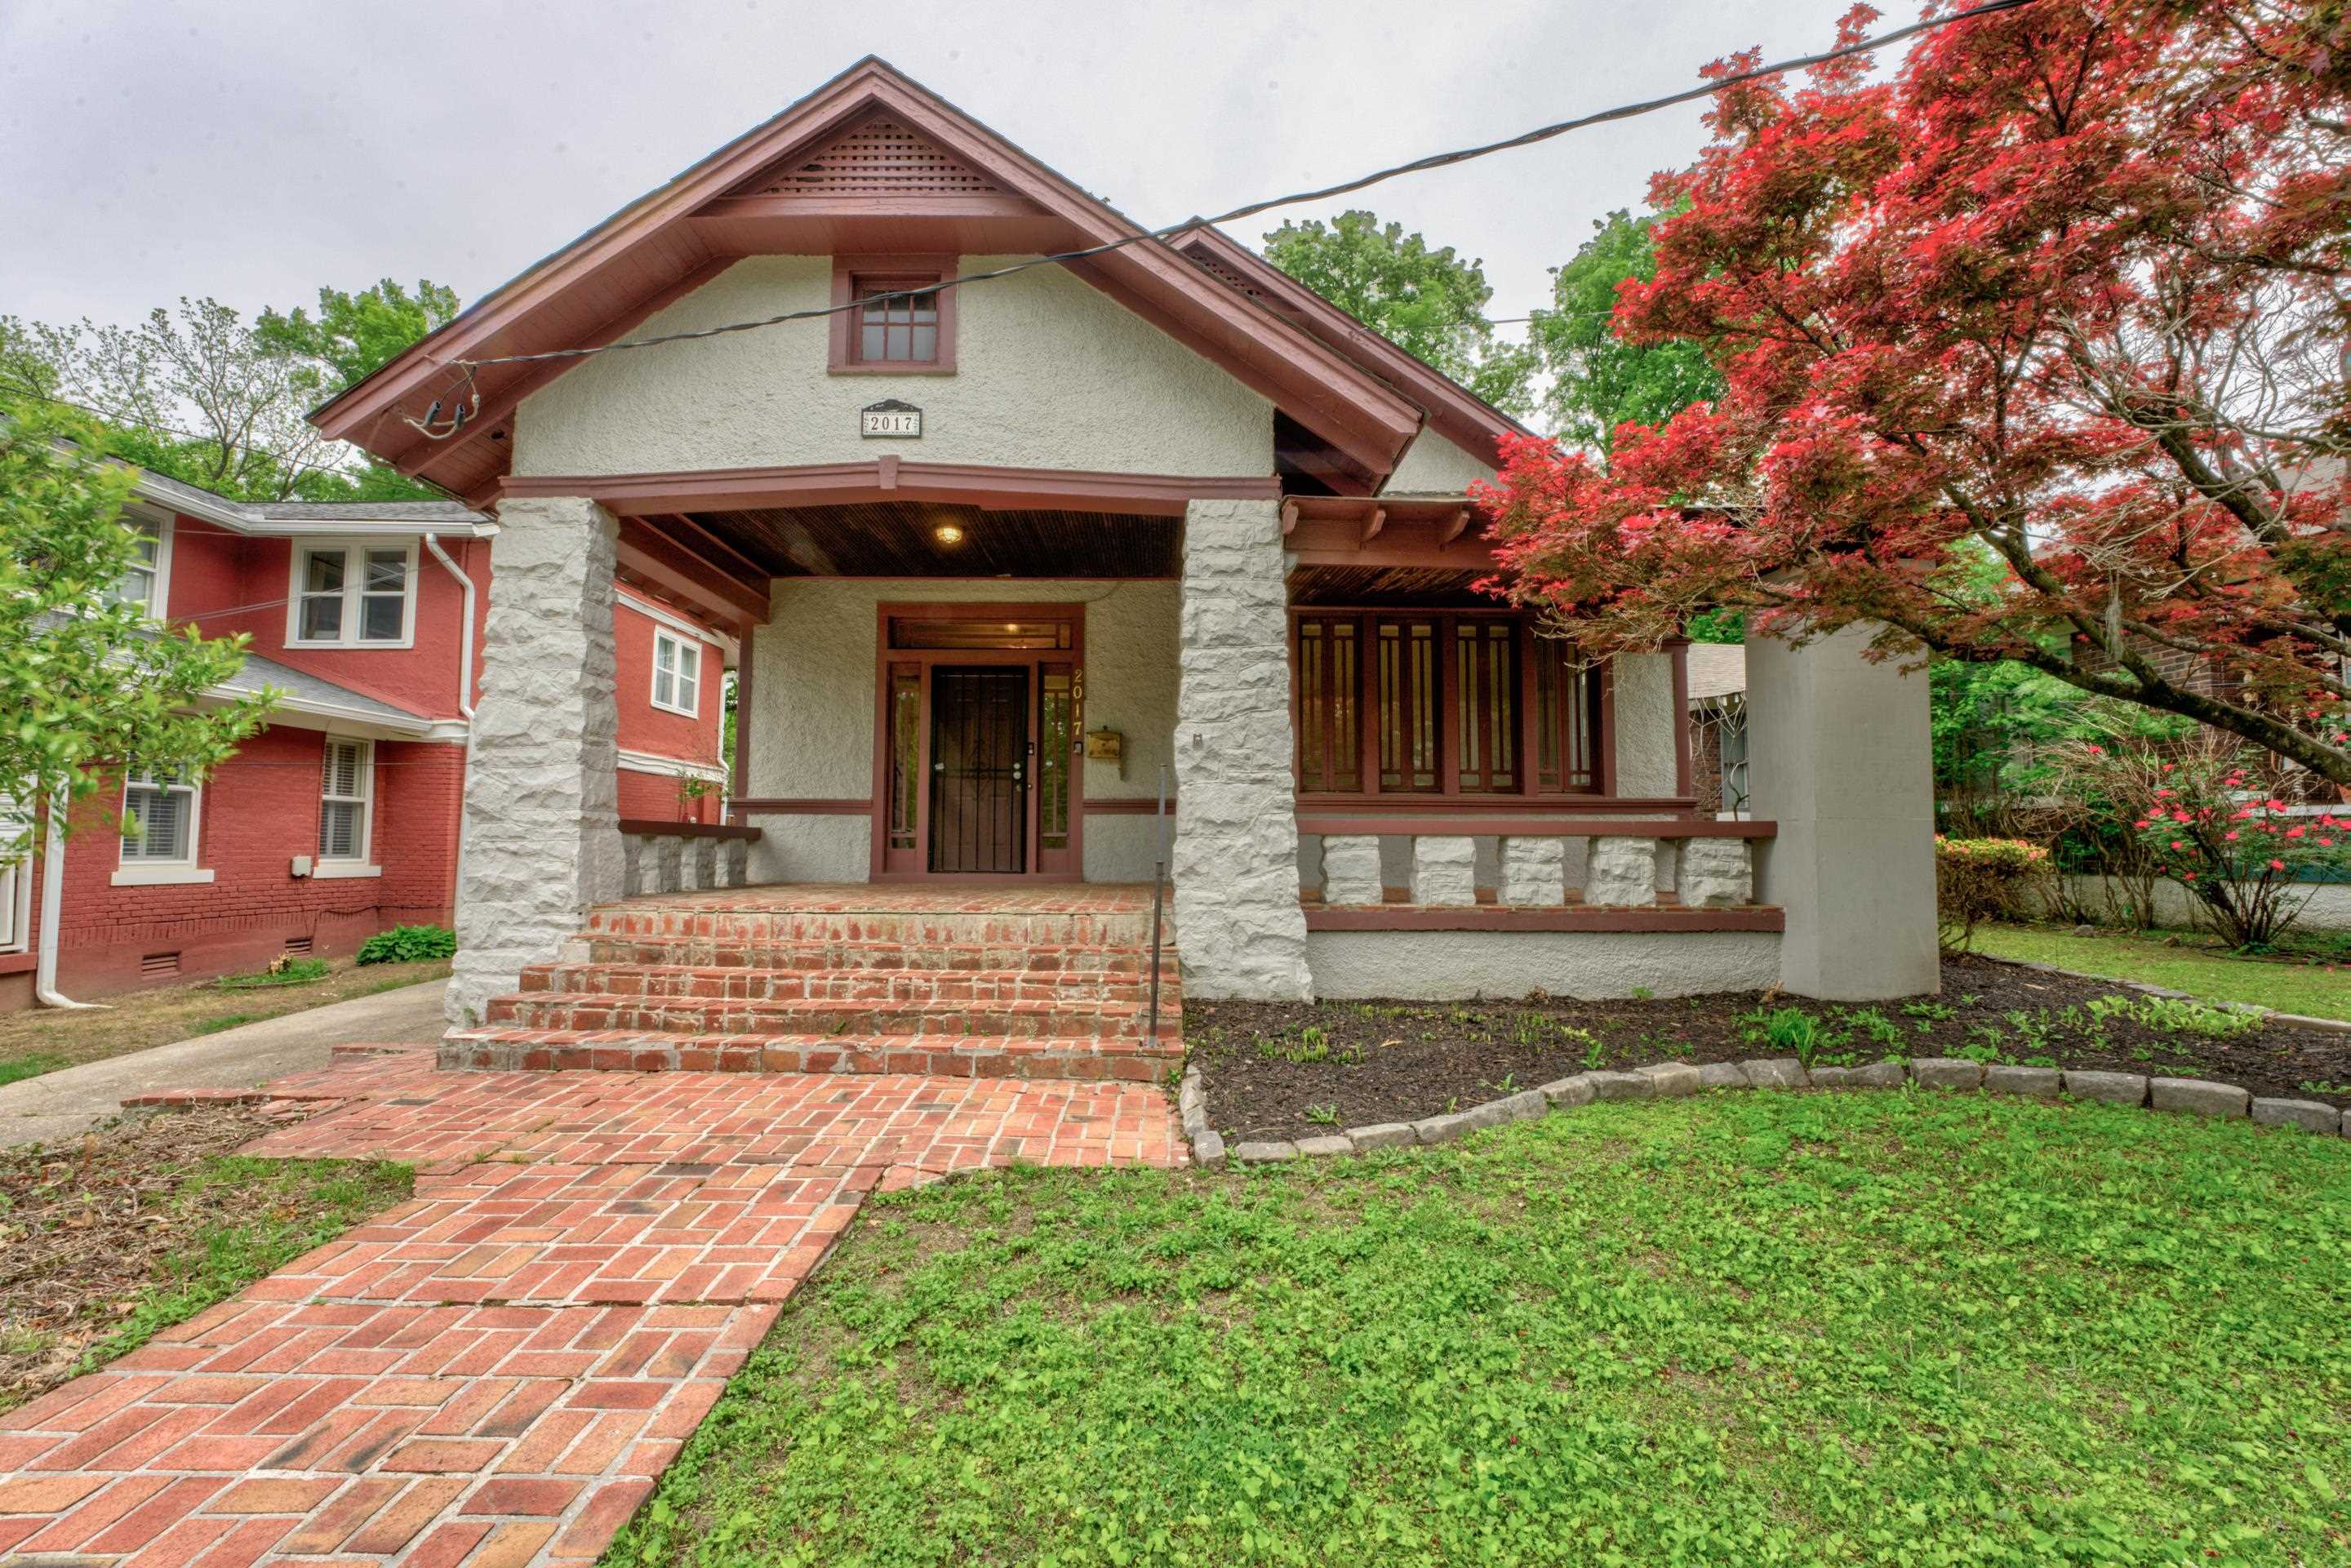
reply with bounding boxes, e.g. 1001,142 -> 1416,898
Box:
860,399 -> 922,438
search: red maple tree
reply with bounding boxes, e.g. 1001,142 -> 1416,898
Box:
1482,0 -> 2351,783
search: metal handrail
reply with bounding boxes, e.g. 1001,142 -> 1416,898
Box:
1147,765 -> 1168,1039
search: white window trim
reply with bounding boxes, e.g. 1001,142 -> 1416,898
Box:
650,628 -> 703,718
116,766 -> 202,881
287,538 -> 420,650
619,589 -> 727,650
111,505 -> 175,620
111,864 -> 216,887
318,737 -> 377,869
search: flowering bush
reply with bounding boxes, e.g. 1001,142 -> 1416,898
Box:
2067,737 -> 2351,948
1934,837 -> 2051,953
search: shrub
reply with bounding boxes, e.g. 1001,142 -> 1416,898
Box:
2061,736 -> 2351,948
356,924 -> 456,966
1934,836 -> 2051,952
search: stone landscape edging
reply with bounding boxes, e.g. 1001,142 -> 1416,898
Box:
1178,1055 -> 2347,1169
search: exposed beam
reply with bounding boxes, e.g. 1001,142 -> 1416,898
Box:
1362,506 -> 1386,545
616,515 -> 771,624
1440,507 -> 1471,545
504,460 -> 1282,518
1280,500 -> 1300,537
657,511 -> 782,584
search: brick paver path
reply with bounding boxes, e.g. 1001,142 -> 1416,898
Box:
0,1047 -> 1180,1565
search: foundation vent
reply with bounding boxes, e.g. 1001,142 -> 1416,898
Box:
140,951 -> 180,978
283,935 -> 314,957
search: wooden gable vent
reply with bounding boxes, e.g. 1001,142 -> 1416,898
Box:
745,115 -> 1004,199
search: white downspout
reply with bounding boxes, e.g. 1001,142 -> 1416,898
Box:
424,535 -> 478,937
34,792 -> 104,1010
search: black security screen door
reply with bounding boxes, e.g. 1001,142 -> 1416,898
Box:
929,668 -> 1029,873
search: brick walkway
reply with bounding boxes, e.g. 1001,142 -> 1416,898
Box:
0,1048 -> 1181,1566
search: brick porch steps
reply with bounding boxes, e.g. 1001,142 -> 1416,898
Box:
447,884 -> 1182,1082
438,1029 -> 1180,1081
482,993 -> 1177,1041
522,962 -> 1158,1006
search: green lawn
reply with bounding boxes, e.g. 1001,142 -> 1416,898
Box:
610,1094 -> 2351,1567
1972,922 -> 2351,1020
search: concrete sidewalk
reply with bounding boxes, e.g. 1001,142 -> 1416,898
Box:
0,978 -> 448,1147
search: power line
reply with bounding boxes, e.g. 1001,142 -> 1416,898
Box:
442,0 -> 2038,378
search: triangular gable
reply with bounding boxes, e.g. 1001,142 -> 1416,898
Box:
313,59 -> 1422,505
1170,225 -> 1530,482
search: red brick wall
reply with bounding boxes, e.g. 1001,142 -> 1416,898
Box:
38,728 -> 464,999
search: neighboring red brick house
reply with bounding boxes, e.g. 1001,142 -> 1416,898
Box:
2,465 -> 731,1010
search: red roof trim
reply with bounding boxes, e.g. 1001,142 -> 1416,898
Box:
1170,225 -> 1530,479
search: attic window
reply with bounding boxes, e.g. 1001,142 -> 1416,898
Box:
830,256 -> 956,374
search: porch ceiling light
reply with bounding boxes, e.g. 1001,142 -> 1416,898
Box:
933,522 -> 966,545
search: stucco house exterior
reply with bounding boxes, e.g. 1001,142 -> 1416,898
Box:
301,57 -> 1936,1072
2,466 -> 731,1010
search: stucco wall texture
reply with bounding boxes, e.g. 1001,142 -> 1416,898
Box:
743,578 -> 1178,884
1384,429 -> 1499,495
1611,654 -> 1680,797
513,255 -> 1277,479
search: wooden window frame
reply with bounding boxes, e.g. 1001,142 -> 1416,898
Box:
829,255 -> 958,375
287,540 -> 418,650
651,627 -> 702,717
113,764 -> 214,886
317,737 -> 376,869
1290,607 -> 1626,806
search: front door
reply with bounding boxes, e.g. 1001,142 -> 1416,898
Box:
929,667 -> 1029,873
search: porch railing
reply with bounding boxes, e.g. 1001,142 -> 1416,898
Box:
619,819 -> 762,897
1295,813 -> 1778,929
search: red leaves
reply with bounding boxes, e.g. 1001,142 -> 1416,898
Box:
1486,1 -> 2351,784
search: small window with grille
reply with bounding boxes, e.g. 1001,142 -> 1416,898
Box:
829,257 -> 956,372
319,740 -> 372,863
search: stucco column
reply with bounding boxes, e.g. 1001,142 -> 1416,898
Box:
1746,621 -> 1937,1000
1171,497 -> 1312,1000
445,495 -> 625,1026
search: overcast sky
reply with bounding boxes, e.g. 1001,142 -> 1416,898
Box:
2,0 -> 1859,343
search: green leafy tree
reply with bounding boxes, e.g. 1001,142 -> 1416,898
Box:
256,278 -> 460,395
1263,211 -> 1536,416
1532,208 -> 1722,454
0,399 -> 274,852
2,277 -> 459,505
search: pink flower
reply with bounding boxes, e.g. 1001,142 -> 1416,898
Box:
2162,762 -> 2178,772
2288,825 -> 2306,838
2271,860 -> 2287,871
2153,788 -> 2174,799
2171,811 -> 2190,823
2171,840 -> 2183,850
2085,744 -> 2104,754
2224,831 -> 2239,841
2322,837 -> 2336,846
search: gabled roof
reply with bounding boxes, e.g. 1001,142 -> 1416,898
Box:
1168,224 -> 1530,481
132,464 -> 494,538
313,57 -> 1428,504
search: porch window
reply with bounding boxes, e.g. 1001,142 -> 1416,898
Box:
651,629 -> 702,717
887,662 -> 921,854
1455,620 -> 1518,793
1534,640 -> 1606,794
1039,665 -> 1074,853
122,766 -> 198,864
1375,620 -> 1441,793
318,740 -> 373,863
1293,612 -> 1608,798
1294,618 -> 1361,793
854,278 -> 940,364
291,543 -> 415,646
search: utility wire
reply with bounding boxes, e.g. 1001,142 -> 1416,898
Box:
7,386 -> 394,488
445,0 -> 2038,376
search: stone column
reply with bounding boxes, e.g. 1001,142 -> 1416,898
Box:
1409,837 -> 1477,906
1172,498 -> 1313,1000
445,495 -> 624,1027
1319,835 -> 1383,906
1498,837 -> 1567,907
1746,622 -> 1937,999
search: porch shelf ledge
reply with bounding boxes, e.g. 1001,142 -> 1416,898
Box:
1302,902 -> 1785,934
617,819 -> 764,840
1298,813 -> 1772,839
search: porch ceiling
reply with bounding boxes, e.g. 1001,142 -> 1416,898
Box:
686,500 -> 1179,579
1287,564 -> 1500,607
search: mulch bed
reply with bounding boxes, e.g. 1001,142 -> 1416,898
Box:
0,1104 -> 382,1412
1188,955 -> 2351,1142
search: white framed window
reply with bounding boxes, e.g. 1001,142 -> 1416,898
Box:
105,509 -> 171,617
651,628 -> 702,717
289,540 -> 417,647
315,738 -> 379,876
113,766 -> 212,885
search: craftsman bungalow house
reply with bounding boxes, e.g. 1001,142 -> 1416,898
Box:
309,57 -> 1935,1074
